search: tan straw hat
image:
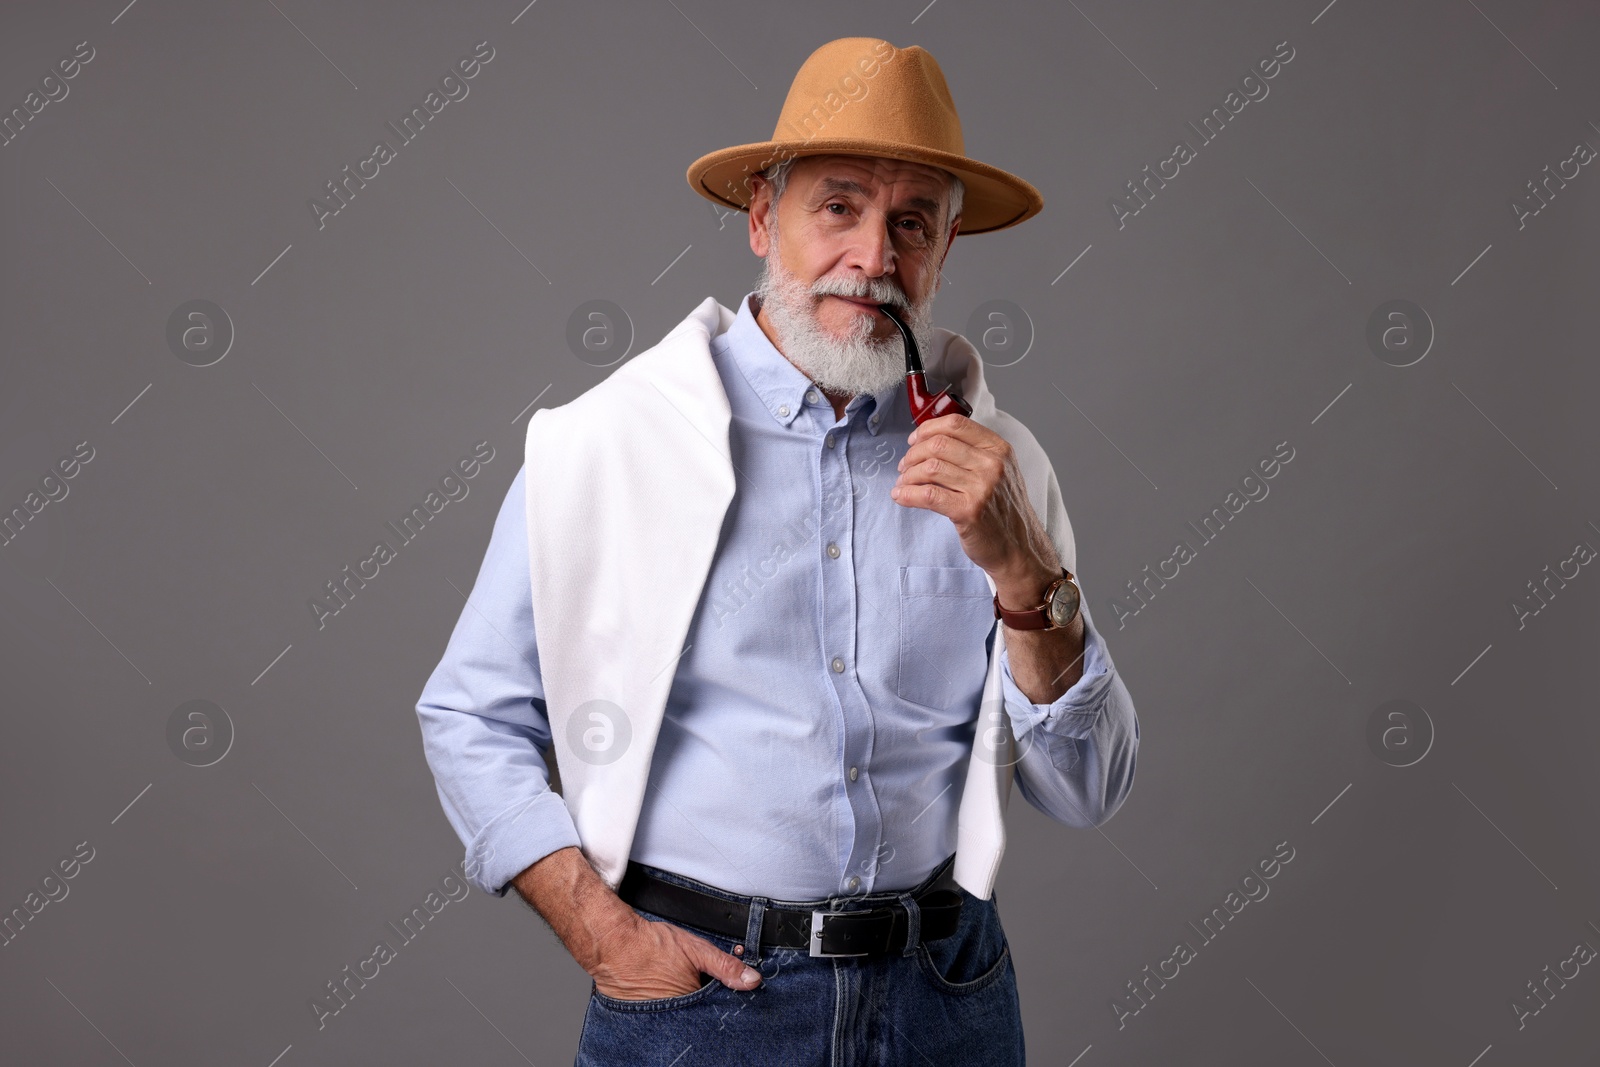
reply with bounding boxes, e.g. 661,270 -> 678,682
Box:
686,37 -> 1043,235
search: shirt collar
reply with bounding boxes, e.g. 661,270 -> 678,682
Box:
720,291 -> 902,436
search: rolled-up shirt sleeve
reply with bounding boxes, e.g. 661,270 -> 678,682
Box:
997,593 -> 1140,828
415,465 -> 581,896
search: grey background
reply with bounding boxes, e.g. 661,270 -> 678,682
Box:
2,0 -> 1596,1064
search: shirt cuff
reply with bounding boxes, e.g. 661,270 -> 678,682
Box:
464,789 -> 583,897
999,599 -> 1115,737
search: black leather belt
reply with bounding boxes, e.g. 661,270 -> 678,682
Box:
617,855 -> 964,958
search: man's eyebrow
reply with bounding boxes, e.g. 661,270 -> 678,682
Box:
810,176 -> 942,219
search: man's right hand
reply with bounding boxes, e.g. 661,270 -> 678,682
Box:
589,908 -> 763,1000
509,846 -> 762,1002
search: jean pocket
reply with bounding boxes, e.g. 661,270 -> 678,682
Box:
915,937 -> 1013,997
590,973 -> 723,1013
914,888 -> 1014,996
896,564 -> 996,710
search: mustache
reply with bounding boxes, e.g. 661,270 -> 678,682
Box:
808,275 -> 908,308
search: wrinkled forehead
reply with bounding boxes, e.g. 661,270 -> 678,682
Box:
789,154 -> 953,210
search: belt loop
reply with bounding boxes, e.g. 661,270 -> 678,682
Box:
742,897 -> 767,966
896,892 -> 921,957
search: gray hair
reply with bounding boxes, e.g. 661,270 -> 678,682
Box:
758,156 -> 965,233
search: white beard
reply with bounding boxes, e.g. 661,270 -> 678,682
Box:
753,229 -> 940,399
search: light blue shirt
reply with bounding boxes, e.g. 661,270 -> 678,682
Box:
415,292 -> 1139,901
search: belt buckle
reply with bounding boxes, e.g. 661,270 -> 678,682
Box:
809,910 -> 873,958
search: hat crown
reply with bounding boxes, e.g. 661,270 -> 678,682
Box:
685,37 -> 1043,234
773,38 -> 965,158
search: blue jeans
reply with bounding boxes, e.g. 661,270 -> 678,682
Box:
574,858 -> 1024,1066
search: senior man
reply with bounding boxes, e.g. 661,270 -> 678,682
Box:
415,37 -> 1138,1066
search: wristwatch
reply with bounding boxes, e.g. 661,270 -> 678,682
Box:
993,567 -> 1081,631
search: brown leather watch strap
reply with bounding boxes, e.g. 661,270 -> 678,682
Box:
993,567 -> 1074,630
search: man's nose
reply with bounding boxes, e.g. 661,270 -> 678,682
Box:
845,212 -> 897,277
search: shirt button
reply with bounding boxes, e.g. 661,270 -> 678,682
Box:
845,875 -> 861,891
848,766 -> 858,781
831,657 -> 844,673
825,434 -> 835,448
778,404 -> 790,418
870,413 -> 880,426
806,389 -> 819,404
827,542 -> 840,559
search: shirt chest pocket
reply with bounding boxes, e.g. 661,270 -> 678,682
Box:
896,565 -> 997,710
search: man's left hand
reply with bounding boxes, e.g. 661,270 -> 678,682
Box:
890,413 -> 1058,591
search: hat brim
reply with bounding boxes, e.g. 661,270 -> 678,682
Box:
686,139 -> 1043,236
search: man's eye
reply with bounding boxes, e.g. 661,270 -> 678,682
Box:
825,202 -> 848,215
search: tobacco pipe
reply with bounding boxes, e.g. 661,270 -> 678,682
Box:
876,302 -> 972,426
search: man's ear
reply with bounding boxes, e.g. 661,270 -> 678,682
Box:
748,177 -> 774,257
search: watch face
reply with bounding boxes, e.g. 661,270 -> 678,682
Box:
1048,579 -> 1080,627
